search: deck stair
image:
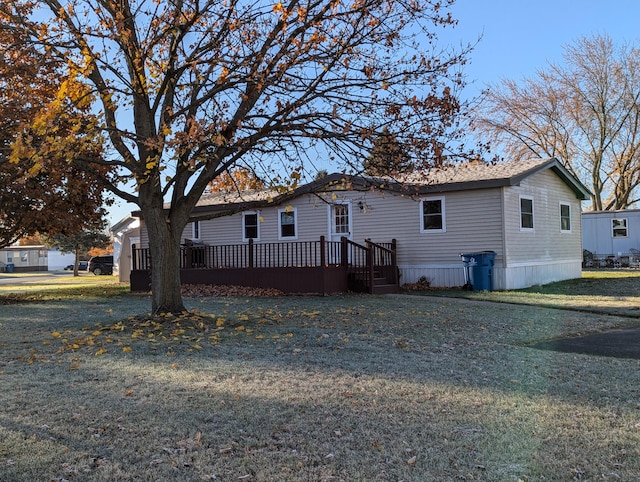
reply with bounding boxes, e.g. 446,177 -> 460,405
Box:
344,238 -> 399,294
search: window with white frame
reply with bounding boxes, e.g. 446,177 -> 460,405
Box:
243,212 -> 259,241
560,203 -> 571,232
191,221 -> 200,240
520,196 -> 534,230
278,208 -> 297,239
420,197 -> 445,233
332,204 -> 350,234
612,218 -> 628,237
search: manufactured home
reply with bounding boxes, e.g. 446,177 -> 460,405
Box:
0,245 -> 48,272
582,209 -> 640,267
131,158 -> 590,292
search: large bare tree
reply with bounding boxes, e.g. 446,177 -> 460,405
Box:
473,34 -> 640,211
2,0 -> 474,314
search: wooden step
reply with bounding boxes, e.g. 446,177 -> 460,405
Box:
372,283 -> 399,294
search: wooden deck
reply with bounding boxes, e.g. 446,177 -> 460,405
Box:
130,236 -> 398,295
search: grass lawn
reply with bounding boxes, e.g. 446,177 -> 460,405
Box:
416,269 -> 640,319
1,273 -> 639,481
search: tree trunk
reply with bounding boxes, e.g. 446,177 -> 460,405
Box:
143,206 -> 188,315
74,247 -> 80,277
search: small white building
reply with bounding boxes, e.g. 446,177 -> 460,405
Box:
111,215 -> 141,282
47,250 -> 76,270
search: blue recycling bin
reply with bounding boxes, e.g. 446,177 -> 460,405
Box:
460,251 -> 496,291
6,263 -> 14,273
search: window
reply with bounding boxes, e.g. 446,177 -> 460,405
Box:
520,196 -> 534,230
279,208 -> 297,239
21,251 -> 28,262
560,203 -> 571,232
332,204 -> 350,234
192,221 -> 200,240
612,218 -> 628,237
420,197 -> 445,233
243,212 -> 259,241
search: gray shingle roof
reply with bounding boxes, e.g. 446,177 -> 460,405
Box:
186,157 -> 590,216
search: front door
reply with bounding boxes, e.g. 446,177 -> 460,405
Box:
329,203 -> 351,263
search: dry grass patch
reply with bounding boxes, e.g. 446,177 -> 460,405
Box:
1,280 -> 640,480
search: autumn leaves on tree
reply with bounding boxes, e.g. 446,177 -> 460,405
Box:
0,6 -> 111,249
1,0 -> 473,313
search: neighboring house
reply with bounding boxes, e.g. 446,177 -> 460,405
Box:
582,209 -> 640,266
134,157 -> 590,291
111,215 -> 141,283
0,245 -> 48,272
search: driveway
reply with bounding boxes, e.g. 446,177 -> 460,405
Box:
530,325 -> 640,360
0,271 -> 78,285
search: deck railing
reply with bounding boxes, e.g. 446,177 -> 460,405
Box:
133,236 -> 346,270
131,236 -> 397,293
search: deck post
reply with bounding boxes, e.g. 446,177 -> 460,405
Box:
320,236 -> 326,266
366,240 -> 374,294
340,236 -> 348,268
132,246 -> 138,270
248,239 -> 254,268
391,239 -> 398,285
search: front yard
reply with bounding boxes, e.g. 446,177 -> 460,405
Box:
1,273 -> 639,481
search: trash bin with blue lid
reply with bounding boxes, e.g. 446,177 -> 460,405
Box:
6,263 -> 14,273
460,251 -> 496,291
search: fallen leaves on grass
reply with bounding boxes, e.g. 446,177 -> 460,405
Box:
31,305 -> 303,367
181,284 -> 284,297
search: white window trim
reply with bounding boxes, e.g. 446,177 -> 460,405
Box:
612,218 -> 628,238
278,207 -> 298,240
560,202 -> 572,233
519,195 -> 534,231
420,196 -> 446,233
242,211 -> 260,242
191,220 -> 201,240
328,201 -> 352,237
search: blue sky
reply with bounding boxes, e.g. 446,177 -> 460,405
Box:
106,0 -> 640,226
447,0 -> 640,96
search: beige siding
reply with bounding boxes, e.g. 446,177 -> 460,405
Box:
503,170 -> 583,265
348,187 -> 504,266
497,170 -> 583,289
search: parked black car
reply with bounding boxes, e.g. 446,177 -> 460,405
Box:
88,255 -> 114,275
64,261 -> 88,271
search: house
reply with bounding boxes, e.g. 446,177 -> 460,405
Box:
581,209 -> 640,267
0,245 -> 48,272
110,215 -> 141,283
133,157 -> 590,292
